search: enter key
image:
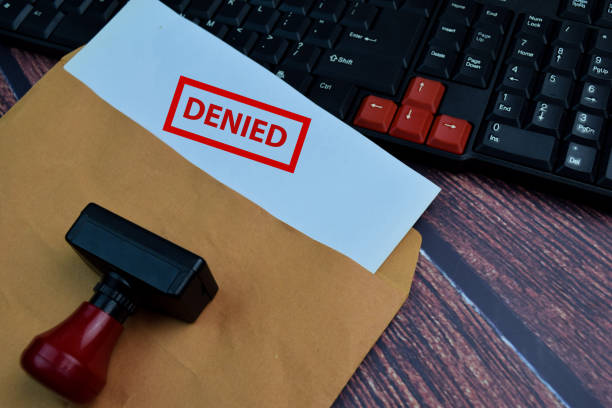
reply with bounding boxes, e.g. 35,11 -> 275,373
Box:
336,9 -> 426,67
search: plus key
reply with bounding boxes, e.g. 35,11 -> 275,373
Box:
402,76 -> 445,113
353,95 -> 397,132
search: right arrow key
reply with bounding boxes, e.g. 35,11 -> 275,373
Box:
426,115 -> 472,154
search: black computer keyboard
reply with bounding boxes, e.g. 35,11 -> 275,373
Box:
2,0 -> 612,204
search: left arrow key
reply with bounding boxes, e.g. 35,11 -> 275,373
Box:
353,95 -> 397,133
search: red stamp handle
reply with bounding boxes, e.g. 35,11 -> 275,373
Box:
21,302 -> 123,403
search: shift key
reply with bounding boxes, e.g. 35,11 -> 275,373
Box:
477,122 -> 557,171
314,50 -> 404,94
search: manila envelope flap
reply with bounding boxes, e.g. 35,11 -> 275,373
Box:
0,53 -> 421,407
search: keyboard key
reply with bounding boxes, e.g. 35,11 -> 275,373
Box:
304,19 -> 341,48
584,54 -> 612,82
225,27 -> 258,53
307,77 -> 356,118
84,0 -> 119,23
593,29 -> 612,54
389,105 -> 433,143
599,151 -> 612,187
281,41 -> 320,71
0,0 -> 33,30
537,73 -> 573,108
250,34 -> 288,63
441,0 -> 478,27
402,76 -> 445,113
201,19 -> 229,38
559,0 -> 594,24
162,0 -> 189,12
578,82 -> 610,111
47,0 -> 65,9
426,115 -> 472,154
369,0 -> 399,10
274,68 -> 312,93
399,0 -> 433,18
466,25 -> 501,59
570,111 -> 603,147
215,0 -> 250,26
519,14 -> 552,43
597,0 -> 612,28
186,0 -> 222,19
18,4 -> 63,39
509,35 -> 545,70
453,53 -> 493,88
61,0 -> 93,15
186,16 -> 201,25
273,12 -> 310,40
353,95 -> 397,133
309,0 -> 345,23
255,62 -> 274,70
336,11 -> 426,68
430,21 -> 467,52
279,0 -> 314,15
557,142 -> 597,182
545,45 -> 580,78
418,46 -> 457,79
477,5 -> 512,34
50,15 -> 101,47
243,5 -> 280,33
340,1 -> 376,30
340,9 -> 424,68
250,0 -> 280,7
489,92 -> 526,127
554,21 -> 586,52
499,64 -> 535,98
314,50 -> 404,94
526,101 -> 564,137
477,122 -> 556,171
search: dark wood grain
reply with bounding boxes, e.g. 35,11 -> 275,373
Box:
334,257 -> 565,407
414,167 -> 612,406
10,48 -> 57,85
0,72 -> 17,115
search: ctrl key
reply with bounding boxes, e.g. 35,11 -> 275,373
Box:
308,77 -> 356,119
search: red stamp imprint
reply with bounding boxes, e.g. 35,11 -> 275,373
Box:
163,76 -> 311,173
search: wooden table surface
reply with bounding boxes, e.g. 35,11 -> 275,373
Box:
1,45 -> 610,408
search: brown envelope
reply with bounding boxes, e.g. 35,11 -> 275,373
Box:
0,53 -> 421,407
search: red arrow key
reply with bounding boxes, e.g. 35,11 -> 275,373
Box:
427,115 -> 472,154
353,95 -> 397,133
402,77 -> 445,113
389,105 -> 433,143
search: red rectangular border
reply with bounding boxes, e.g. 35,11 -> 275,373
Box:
163,76 -> 311,173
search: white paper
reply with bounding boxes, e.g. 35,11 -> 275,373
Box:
64,0 -> 440,273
